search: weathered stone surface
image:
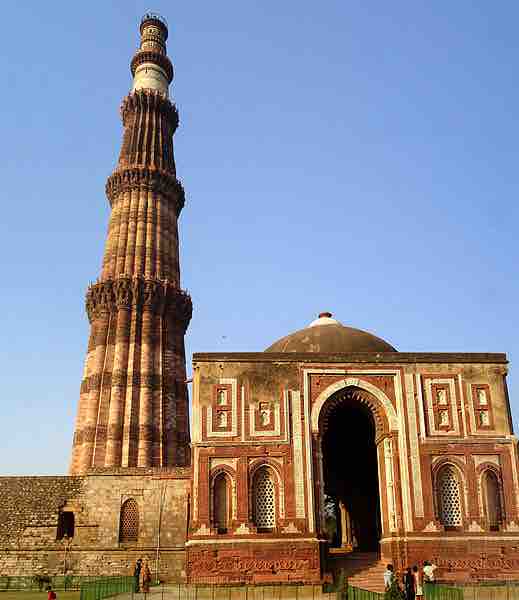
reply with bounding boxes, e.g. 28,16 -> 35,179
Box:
0,477 -> 84,548
0,473 -> 190,579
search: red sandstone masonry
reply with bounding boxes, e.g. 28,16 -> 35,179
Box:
70,18 -> 191,475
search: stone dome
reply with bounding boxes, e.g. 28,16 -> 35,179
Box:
265,312 -> 397,353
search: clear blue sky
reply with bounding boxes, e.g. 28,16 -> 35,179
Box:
1,2 -> 517,475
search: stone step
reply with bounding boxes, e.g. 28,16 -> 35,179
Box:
328,553 -> 388,593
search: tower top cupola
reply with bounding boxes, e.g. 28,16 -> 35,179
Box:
131,13 -> 173,97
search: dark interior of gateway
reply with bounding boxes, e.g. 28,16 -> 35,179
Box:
322,397 -> 381,552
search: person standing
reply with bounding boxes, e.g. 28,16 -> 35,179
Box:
403,567 -> 415,600
384,564 -> 395,591
412,565 -> 423,600
141,560 -> 152,594
423,561 -> 437,583
133,558 -> 142,593
384,566 -> 405,600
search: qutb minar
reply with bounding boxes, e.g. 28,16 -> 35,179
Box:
70,14 -> 191,474
1,15 -> 519,591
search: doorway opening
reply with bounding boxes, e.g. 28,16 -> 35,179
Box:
321,391 -> 381,552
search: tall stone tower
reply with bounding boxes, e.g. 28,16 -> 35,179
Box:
70,15 -> 191,474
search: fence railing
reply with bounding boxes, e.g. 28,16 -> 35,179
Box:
0,575 -> 135,596
0,575 -> 104,591
425,583 -> 464,600
344,582 -> 465,600
4,578 -> 519,600
450,582 -> 519,600
346,584 -> 384,600
80,577 -> 134,600
344,581 -> 519,600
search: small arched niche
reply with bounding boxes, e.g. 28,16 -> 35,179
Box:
212,472 -> 231,534
482,469 -> 502,531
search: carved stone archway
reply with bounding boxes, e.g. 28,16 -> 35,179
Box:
313,382 -> 400,550
311,378 -> 398,440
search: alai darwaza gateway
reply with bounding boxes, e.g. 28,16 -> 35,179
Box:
188,311 -> 519,585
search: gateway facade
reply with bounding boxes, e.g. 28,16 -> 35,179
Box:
188,331 -> 517,584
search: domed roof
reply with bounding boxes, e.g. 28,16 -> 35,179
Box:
265,312 -> 397,353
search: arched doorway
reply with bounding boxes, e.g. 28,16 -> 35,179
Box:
320,388 -> 382,552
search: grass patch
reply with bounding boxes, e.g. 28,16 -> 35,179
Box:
0,593 -> 80,600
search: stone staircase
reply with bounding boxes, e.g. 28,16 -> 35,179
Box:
327,551 -> 388,593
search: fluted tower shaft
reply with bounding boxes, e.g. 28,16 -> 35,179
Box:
70,15 -> 191,474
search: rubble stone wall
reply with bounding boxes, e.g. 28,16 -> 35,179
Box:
0,472 -> 189,580
0,476 -> 84,548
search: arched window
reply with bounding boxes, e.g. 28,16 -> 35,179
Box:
253,466 -> 276,532
212,473 -> 230,534
437,466 -> 463,529
119,498 -> 139,542
482,470 -> 502,531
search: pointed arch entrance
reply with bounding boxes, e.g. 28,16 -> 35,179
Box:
311,381 -> 397,554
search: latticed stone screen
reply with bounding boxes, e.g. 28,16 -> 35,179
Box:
119,498 -> 139,542
438,467 -> 462,527
253,467 -> 275,530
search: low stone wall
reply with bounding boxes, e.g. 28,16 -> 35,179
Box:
0,472 -> 190,579
0,549 -> 186,579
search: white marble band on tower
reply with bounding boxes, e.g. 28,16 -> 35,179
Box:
132,62 -> 169,96
131,14 -> 172,97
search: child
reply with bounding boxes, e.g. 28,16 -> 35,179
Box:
47,586 -> 56,600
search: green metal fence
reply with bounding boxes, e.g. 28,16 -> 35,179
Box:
344,582 -> 464,600
79,577 -> 134,600
4,579 -> 519,600
0,575 -> 134,596
0,576 -> 104,591
453,582 -> 519,600
425,583 -> 464,600
346,584 -> 384,600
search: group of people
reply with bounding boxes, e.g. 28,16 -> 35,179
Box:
133,558 -> 152,594
384,561 -> 437,600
